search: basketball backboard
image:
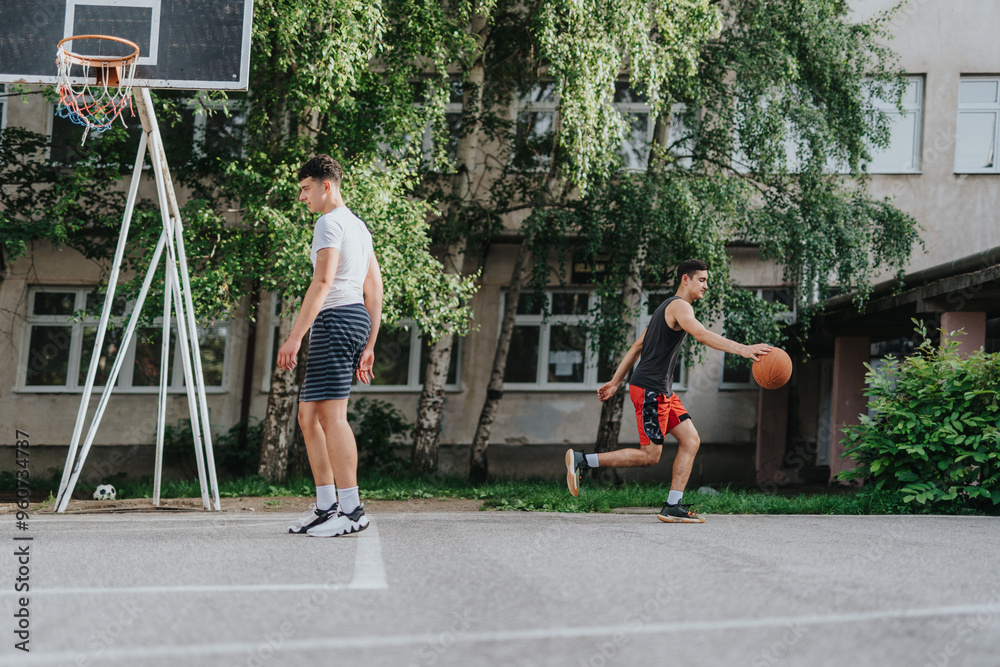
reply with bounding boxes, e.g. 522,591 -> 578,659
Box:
0,0 -> 253,90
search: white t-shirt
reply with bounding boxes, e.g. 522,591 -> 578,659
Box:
310,206 -> 373,311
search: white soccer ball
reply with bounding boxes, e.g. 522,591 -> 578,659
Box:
93,484 -> 116,501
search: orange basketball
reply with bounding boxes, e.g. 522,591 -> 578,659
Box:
752,347 -> 792,389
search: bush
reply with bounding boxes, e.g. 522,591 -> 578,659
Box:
163,418 -> 262,479
839,321 -> 1000,511
348,398 -> 411,473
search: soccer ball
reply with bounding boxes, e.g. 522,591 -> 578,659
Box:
93,484 -> 116,501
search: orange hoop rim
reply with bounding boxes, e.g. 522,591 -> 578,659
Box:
57,35 -> 140,69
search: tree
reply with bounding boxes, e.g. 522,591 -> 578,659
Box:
0,1 -> 480,483
466,0 -> 923,479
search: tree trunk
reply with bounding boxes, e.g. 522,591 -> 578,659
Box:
469,242 -> 532,482
258,296 -> 304,483
237,286 -> 260,450
411,333 -> 454,474
591,109 -> 673,473
410,14 -> 488,475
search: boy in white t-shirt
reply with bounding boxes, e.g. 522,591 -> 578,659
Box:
277,155 -> 383,537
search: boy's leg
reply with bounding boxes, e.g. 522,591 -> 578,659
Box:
656,418 -> 704,523
287,400 -> 339,534
565,385 -> 667,495
315,397 -> 358,489
590,445 -> 662,468
298,400 -> 335,486
308,397 -> 370,537
666,418 -> 701,494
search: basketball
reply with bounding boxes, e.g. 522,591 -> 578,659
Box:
752,347 -> 792,389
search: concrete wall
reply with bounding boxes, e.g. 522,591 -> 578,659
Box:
852,0 -> 1000,279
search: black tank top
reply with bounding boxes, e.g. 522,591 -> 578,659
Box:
629,296 -> 687,395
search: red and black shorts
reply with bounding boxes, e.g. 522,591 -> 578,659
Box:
628,385 -> 690,446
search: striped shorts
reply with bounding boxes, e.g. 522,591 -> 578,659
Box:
300,304 -> 371,402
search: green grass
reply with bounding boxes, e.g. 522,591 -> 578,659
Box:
9,470 -> 992,515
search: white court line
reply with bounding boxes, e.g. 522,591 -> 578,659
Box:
4,601 -> 1000,665
0,522 -> 387,596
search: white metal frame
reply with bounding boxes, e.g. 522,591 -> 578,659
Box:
0,84 -> 7,130
955,76 -> 1000,174
55,88 -> 220,512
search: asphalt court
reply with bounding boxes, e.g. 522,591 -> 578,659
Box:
2,511 -> 1000,666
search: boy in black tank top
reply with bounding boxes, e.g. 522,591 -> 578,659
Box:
564,259 -> 772,523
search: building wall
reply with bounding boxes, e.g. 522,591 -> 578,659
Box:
8,2 -> 993,484
854,0 -> 1000,279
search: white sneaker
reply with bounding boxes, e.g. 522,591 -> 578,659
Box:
307,504 -> 370,537
287,502 -> 338,534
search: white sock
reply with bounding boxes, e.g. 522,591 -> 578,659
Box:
667,490 -> 683,505
316,484 -> 337,512
585,453 -> 600,468
337,486 -> 360,514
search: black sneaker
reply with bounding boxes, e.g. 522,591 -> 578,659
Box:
307,504 -> 370,537
656,502 -> 705,523
565,449 -> 589,497
287,502 -> 338,534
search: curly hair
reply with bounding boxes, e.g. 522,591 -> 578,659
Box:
297,154 -> 343,187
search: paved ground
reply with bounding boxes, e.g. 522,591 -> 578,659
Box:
2,510 -> 999,667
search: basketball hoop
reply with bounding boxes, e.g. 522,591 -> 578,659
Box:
56,35 -> 139,137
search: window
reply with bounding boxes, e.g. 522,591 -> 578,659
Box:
614,84 -> 653,170
514,82 -> 558,170
504,291 -> 604,389
866,76 -> 923,173
48,93 -> 244,167
719,287 -> 795,389
356,323 -> 461,392
20,286 -> 228,392
48,100 -> 144,167
955,77 -> 1000,173
422,80 -> 464,168
190,94 -> 247,160
264,295 -> 462,391
0,84 -> 7,130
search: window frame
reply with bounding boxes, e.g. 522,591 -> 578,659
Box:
421,79 -> 464,171
513,82 -> 559,172
718,287 -> 795,390
500,290 -> 605,391
18,286 -> 229,394
954,76 -> 1000,174
614,83 -> 655,171
263,295 -> 462,393
352,320 -> 463,394
187,93 -> 247,160
866,75 -> 924,174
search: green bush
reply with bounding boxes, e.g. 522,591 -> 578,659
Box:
838,322 -> 1000,511
349,398 -> 412,473
163,418 -> 262,479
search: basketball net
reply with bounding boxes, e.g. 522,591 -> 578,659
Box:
56,35 -> 139,142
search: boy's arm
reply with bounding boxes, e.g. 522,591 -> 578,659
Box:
355,253 -> 384,384
597,330 -> 645,402
669,299 -> 771,361
276,248 -> 339,371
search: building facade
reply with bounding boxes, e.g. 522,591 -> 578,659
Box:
2,0 -> 997,489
